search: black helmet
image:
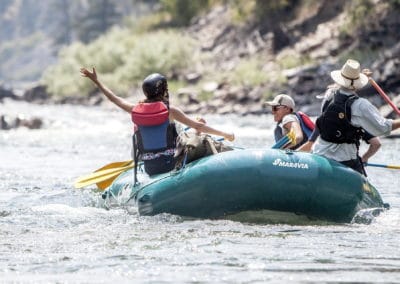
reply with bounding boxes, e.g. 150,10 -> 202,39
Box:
142,73 -> 167,99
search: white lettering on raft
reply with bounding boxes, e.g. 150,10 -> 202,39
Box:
272,158 -> 309,169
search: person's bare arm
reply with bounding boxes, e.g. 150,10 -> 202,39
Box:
297,128 -> 319,152
80,67 -> 134,113
361,136 -> 381,163
170,106 -> 234,141
297,141 -> 314,152
392,119 -> 400,131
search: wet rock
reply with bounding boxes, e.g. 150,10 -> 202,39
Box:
0,115 -> 13,130
0,85 -> 17,101
176,87 -> 199,105
202,81 -> 219,93
185,73 -> 202,84
0,114 -> 43,130
23,85 -> 49,102
15,115 -> 43,129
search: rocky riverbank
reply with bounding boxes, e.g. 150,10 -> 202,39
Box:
1,1 -> 400,129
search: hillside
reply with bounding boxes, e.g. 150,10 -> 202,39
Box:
179,0 -> 400,116
1,0 -> 400,118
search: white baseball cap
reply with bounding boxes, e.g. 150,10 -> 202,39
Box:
265,94 -> 295,109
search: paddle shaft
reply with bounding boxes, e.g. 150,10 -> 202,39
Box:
365,163 -> 400,170
271,130 -> 296,149
369,78 -> 400,116
272,135 -> 289,149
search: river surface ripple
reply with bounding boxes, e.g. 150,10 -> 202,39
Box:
1,100 -> 399,283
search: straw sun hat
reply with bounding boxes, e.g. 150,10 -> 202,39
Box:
330,59 -> 369,90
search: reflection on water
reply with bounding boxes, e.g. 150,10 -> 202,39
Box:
1,100 -> 400,282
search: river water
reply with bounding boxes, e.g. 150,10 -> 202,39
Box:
1,100 -> 400,283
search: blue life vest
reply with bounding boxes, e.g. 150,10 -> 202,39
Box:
131,102 -> 177,159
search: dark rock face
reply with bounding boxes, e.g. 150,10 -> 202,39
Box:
23,85 -> 49,102
0,86 -> 17,101
175,2 -> 400,116
2,2 -> 400,118
0,114 -> 43,130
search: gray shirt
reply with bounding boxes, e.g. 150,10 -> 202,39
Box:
312,88 -> 392,161
279,113 -> 299,135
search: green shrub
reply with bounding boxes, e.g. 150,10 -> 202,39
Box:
116,30 -> 195,86
42,28 -> 195,97
342,0 -> 374,34
253,0 -> 292,19
227,0 -> 256,23
229,57 -> 269,86
276,51 -> 313,70
160,0 -> 211,26
338,47 -> 380,66
389,0 -> 400,7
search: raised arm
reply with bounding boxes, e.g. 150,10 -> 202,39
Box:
170,106 -> 235,141
80,67 -> 134,113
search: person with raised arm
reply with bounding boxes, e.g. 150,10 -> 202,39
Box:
80,67 -> 234,176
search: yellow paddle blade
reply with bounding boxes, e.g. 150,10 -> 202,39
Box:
74,164 -> 134,189
287,129 -> 296,146
96,175 -> 121,191
94,160 -> 133,172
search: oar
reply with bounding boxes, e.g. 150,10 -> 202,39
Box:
369,78 -> 400,116
365,163 -> 400,170
94,160 -> 133,190
74,162 -> 134,189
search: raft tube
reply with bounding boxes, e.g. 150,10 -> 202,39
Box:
104,149 -> 385,223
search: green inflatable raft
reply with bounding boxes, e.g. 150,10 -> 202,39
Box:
102,149 -> 385,223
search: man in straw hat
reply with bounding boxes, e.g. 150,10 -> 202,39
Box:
309,59 -> 400,175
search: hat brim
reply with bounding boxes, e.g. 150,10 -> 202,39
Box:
264,101 -> 280,107
330,70 -> 369,90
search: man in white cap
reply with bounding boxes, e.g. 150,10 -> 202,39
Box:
311,59 -> 400,174
265,94 -> 306,149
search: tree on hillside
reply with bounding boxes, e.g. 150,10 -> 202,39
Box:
254,0 -> 296,52
14,0 -> 42,38
75,0 -> 122,43
47,0 -> 73,46
161,0 -> 210,26
0,0 -> 15,41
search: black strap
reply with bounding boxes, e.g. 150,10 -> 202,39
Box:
132,134 -> 139,185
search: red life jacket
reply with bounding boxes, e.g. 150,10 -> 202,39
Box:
131,102 -> 169,126
131,102 -> 177,158
295,111 -> 315,139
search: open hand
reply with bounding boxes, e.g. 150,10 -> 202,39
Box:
362,68 -> 372,78
195,117 -> 206,135
80,67 -> 97,82
225,133 -> 235,142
